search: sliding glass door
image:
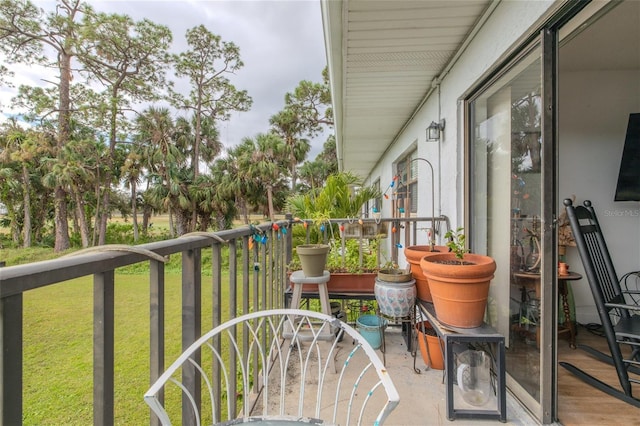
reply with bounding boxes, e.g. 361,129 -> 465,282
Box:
468,41 -> 551,417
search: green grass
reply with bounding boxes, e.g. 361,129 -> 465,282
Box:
22,272 -> 233,425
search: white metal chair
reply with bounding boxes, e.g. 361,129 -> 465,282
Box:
144,308 -> 400,425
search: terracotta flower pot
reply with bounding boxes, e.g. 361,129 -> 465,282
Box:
404,245 -> 449,302
415,320 -> 444,370
420,253 -> 496,328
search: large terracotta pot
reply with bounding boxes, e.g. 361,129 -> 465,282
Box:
415,321 -> 444,370
404,245 -> 449,302
420,253 -> 496,328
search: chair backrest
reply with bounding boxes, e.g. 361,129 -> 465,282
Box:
144,308 -> 399,426
563,199 -> 632,388
563,199 -> 628,318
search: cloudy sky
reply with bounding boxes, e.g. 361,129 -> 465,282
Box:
0,0 -> 329,157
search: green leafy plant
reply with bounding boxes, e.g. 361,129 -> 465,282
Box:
288,238 -> 386,273
287,171 -> 381,245
445,226 -> 469,261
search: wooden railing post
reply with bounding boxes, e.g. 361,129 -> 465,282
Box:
0,292 -> 23,425
149,260 -> 165,426
94,270 -> 115,426
181,248 -> 201,425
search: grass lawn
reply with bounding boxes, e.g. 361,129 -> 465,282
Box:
22,272 -> 231,425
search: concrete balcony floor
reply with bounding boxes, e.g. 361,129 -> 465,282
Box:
365,326 -> 540,426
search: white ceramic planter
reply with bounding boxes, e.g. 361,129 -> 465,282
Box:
374,278 -> 416,317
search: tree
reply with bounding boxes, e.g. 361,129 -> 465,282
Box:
269,108 -> 310,191
46,137 -> 102,248
269,67 -> 333,192
298,135 -> 338,191
0,0 -> 92,251
0,63 -> 13,93
238,133 -> 288,221
0,165 -> 21,243
283,67 -> 333,137
121,146 -> 143,241
171,24 -> 252,230
77,11 -> 172,244
134,107 -> 187,237
215,144 -> 253,224
189,173 -> 236,231
0,119 -> 53,247
171,114 -> 223,230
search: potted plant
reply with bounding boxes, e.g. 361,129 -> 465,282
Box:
287,171 -> 383,288
296,242 -> 330,277
374,266 -> 416,317
289,238 -> 384,293
404,243 -> 449,302
419,227 -> 496,328
415,320 -> 444,370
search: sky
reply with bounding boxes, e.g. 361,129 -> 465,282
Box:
0,0 -> 330,158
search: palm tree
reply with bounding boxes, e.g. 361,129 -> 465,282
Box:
269,109 -> 310,191
0,166 -> 21,244
0,122 -> 51,247
238,133 -> 288,221
221,141 -> 258,224
135,107 -> 184,236
121,146 -> 144,241
174,114 -> 222,230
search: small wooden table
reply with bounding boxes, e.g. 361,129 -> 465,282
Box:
513,271 -> 582,348
558,272 -> 582,348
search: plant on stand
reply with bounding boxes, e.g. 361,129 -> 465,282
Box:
420,227 -> 496,328
287,171 -> 383,285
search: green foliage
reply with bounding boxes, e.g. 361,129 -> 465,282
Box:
0,247 -> 62,265
326,238 -> 381,273
0,0 -> 334,248
289,238 -> 384,273
445,226 -> 468,261
286,171 -> 381,244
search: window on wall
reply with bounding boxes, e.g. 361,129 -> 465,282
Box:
372,178 -> 381,214
396,150 -> 418,214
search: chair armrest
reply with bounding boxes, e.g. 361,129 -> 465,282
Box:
605,302 -> 640,312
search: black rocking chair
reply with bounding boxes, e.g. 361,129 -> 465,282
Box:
561,199 -> 640,407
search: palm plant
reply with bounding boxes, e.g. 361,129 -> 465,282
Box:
238,133 -> 289,221
287,171 -> 381,223
286,171 -> 382,266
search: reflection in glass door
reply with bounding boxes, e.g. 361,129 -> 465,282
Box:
469,44 -> 543,406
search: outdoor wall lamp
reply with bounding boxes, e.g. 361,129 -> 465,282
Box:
426,119 -> 445,141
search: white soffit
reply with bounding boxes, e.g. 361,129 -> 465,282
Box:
322,0 -> 494,178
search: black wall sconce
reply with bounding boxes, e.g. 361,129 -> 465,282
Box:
427,119 -> 445,142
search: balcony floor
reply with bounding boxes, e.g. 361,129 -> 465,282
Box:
366,326 -> 540,425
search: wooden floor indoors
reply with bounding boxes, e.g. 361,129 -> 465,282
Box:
557,323 -> 639,425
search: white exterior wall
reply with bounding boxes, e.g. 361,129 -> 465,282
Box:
559,69 -> 640,324
371,0 -> 558,268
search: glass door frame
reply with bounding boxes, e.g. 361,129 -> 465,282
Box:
461,4 -> 587,420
